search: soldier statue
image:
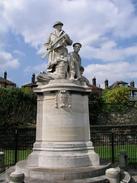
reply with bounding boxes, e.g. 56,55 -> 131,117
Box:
44,21 -> 72,76
38,22 -> 89,86
68,43 -> 82,80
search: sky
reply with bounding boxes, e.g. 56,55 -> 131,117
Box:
1,0 -> 137,88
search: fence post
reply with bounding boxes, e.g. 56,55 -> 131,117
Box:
111,132 -> 115,164
14,129 -> 18,164
0,152 -> 5,173
119,150 -> 128,169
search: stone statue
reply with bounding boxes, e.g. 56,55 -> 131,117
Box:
80,66 -> 91,86
38,22 -> 90,87
44,21 -> 72,74
68,43 -> 82,80
38,21 -> 73,82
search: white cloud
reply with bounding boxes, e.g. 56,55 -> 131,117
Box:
81,42 -> 137,62
84,61 -> 137,88
0,51 -> 20,70
24,63 -> 47,74
1,0 -> 137,64
1,0 -> 137,47
1,0 -> 137,85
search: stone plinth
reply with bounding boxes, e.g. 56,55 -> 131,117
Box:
27,80 -> 99,169
14,80 -> 110,182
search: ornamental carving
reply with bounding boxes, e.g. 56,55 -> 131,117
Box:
56,90 -> 71,109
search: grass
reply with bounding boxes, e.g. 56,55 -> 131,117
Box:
3,149 -> 32,167
95,144 -> 137,163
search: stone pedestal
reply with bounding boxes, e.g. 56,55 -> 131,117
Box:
27,80 -> 99,169
15,80 -> 110,182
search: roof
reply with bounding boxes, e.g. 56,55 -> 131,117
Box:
0,77 -> 16,86
89,85 -> 103,95
109,81 -> 128,89
108,80 -> 137,91
90,85 -> 103,90
22,82 -> 37,88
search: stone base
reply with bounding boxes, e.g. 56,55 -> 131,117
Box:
28,176 -> 108,183
26,141 -> 100,169
13,141 -> 111,182
9,80 -> 111,182
15,160 -> 111,183
13,140 -> 108,182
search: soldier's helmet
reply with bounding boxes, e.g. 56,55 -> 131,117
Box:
53,21 -> 63,28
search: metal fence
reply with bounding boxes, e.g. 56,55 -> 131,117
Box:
0,128 -> 36,167
0,125 -> 137,167
91,125 -> 137,165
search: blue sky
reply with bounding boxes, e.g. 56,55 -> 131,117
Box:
1,0 -> 137,87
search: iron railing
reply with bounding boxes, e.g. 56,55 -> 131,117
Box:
0,125 -> 137,167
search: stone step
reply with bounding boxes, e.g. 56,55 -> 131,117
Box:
57,175 -> 109,183
28,175 -> 109,183
24,164 -> 111,183
27,164 -> 111,181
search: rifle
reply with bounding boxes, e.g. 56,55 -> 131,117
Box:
41,32 -> 67,59
46,32 -> 67,52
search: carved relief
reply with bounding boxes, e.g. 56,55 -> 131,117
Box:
56,90 -> 71,109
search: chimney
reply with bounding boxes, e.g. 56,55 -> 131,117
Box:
130,81 -> 135,87
4,71 -> 7,80
32,73 -> 35,84
105,79 -> 109,89
92,77 -> 96,86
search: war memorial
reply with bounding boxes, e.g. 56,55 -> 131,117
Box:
6,22 -> 135,183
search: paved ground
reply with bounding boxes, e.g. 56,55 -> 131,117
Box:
128,169 -> 137,182
0,172 -> 6,183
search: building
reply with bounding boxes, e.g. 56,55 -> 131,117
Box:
90,77 -> 103,96
128,81 -> 137,101
22,74 -> 37,91
0,72 -> 16,88
104,80 -> 137,101
108,80 -> 128,89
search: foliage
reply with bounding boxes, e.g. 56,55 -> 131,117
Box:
89,87 -> 135,125
102,86 -> 130,104
101,86 -> 131,112
0,88 -> 37,128
89,92 -> 103,125
21,87 -> 33,94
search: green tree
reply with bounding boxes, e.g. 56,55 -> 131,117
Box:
102,86 -> 130,104
101,86 -> 131,112
89,92 -> 103,125
0,88 -> 37,128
